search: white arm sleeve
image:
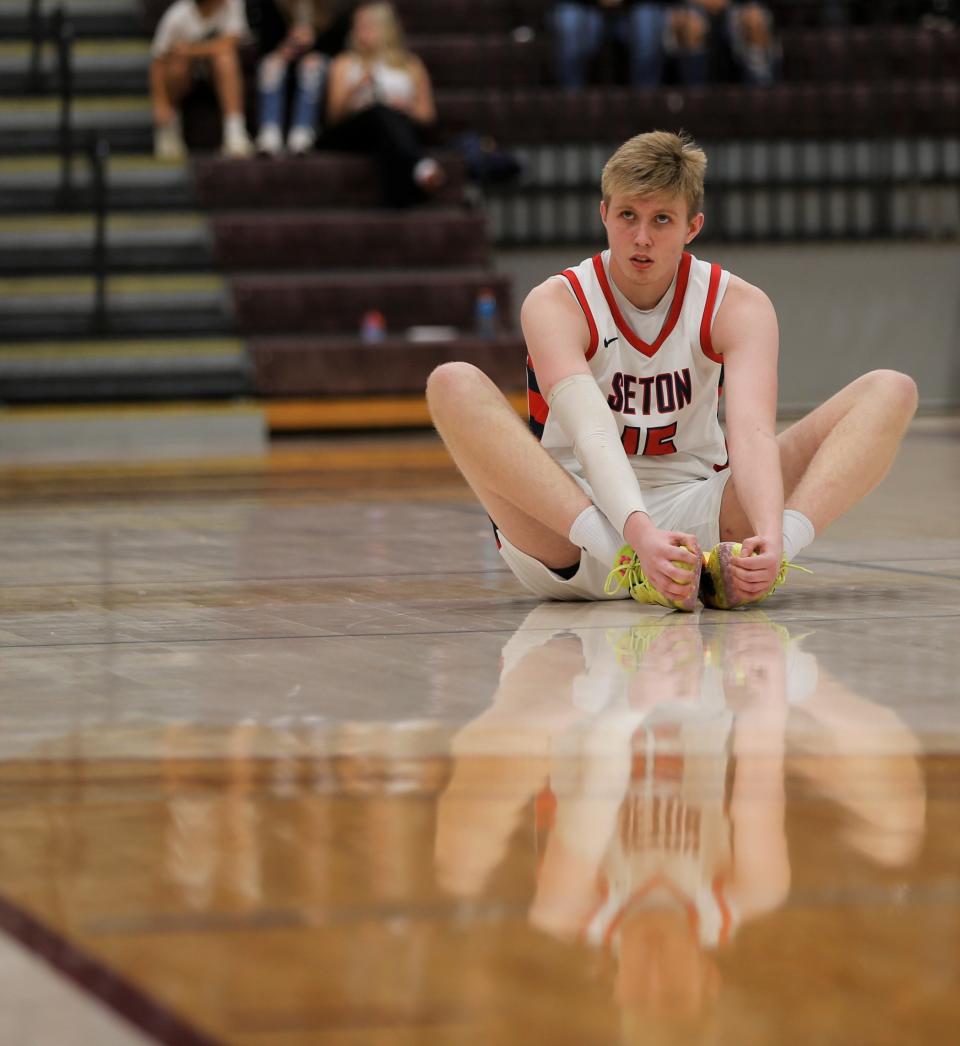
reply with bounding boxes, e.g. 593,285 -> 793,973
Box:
547,372 -> 647,536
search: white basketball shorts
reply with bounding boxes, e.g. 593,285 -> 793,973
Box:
495,468 -> 732,601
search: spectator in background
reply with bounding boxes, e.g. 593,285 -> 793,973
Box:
551,0 -> 668,89
324,2 -> 445,207
255,0 -> 351,156
667,1 -> 778,86
150,0 -> 254,159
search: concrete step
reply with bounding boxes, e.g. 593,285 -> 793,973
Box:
250,333 -> 525,398
0,336 -> 250,402
229,269 -> 513,335
0,400 -> 267,467
209,209 -> 488,270
0,38 -> 149,94
191,153 -> 470,210
0,211 -> 211,273
0,153 -> 193,211
0,0 -> 144,39
0,273 -> 232,338
395,0 -> 543,35
0,94 -> 151,153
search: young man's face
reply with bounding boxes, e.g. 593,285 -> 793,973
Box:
600,191 -> 704,295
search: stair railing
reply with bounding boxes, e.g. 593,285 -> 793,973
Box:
24,3 -> 109,328
89,133 -> 109,333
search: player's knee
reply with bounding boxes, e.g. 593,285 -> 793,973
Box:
425,361 -> 486,414
258,54 -> 286,91
211,45 -> 238,71
868,369 -> 918,418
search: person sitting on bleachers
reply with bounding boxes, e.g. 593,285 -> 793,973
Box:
254,0 -> 351,156
668,0 -> 778,86
150,0 -> 254,159
324,1 -> 445,207
551,0 -> 669,88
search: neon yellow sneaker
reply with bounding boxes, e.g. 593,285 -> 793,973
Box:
603,544 -> 701,612
699,541 -> 812,610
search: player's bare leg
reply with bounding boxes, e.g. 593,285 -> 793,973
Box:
150,55 -> 192,127
719,369 -> 918,541
209,42 -> 246,121
426,362 -> 591,569
150,56 -> 192,159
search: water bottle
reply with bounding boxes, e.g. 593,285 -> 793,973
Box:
360,309 -> 386,343
474,288 -> 498,339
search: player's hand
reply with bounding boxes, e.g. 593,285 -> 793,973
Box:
624,514 -> 701,602
728,535 -> 782,602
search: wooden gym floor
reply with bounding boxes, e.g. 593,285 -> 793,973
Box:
0,418 -> 958,1045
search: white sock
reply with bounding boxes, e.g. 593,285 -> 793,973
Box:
569,505 -> 622,566
224,113 -> 247,138
782,509 -> 815,561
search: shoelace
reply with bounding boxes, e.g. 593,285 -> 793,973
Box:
775,559 -> 813,588
603,553 -> 648,597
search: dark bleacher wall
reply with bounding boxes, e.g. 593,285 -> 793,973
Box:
494,243 -> 960,412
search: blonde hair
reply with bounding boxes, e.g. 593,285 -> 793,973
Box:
349,2 -> 410,68
601,131 -> 707,216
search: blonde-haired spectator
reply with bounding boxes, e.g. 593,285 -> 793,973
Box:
324,2 -> 444,206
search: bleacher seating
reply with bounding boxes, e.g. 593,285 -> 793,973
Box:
0,0 -> 956,415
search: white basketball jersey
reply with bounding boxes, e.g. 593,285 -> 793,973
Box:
528,250 -> 731,486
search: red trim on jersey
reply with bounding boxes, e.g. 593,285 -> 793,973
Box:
579,881 -> 610,938
535,785 -> 558,835
560,269 -> 600,361
602,874 -> 699,951
700,262 -> 724,364
592,251 -> 692,359
528,388 -> 549,425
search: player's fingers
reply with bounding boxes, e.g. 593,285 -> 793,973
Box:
675,532 -> 701,556
732,553 -> 774,574
656,571 -> 690,598
667,539 -> 698,565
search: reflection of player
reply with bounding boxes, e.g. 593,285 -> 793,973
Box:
162,722 -> 263,912
435,607 -> 926,1023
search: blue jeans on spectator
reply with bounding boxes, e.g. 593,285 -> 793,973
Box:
258,53 -> 327,138
552,2 -> 666,89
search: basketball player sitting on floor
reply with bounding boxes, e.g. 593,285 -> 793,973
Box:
426,131 -> 918,610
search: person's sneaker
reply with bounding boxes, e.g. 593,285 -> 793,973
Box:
413,156 -> 446,192
154,122 -> 185,161
256,123 -> 283,156
603,544 -> 701,612
699,541 -> 811,610
286,125 -> 316,156
222,125 -> 254,159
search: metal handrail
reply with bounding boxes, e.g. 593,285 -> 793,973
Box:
88,134 -> 110,333
27,0 -> 43,91
52,6 -> 75,204
23,4 -> 77,200
23,3 -> 109,327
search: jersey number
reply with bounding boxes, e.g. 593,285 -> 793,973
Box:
621,422 -> 677,457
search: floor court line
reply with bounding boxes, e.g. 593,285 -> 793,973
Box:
3,612 -> 959,652
0,894 -> 219,1046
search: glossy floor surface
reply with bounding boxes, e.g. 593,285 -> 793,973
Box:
1,419 -> 959,1045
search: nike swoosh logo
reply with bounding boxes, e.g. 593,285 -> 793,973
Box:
604,335 -> 619,348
